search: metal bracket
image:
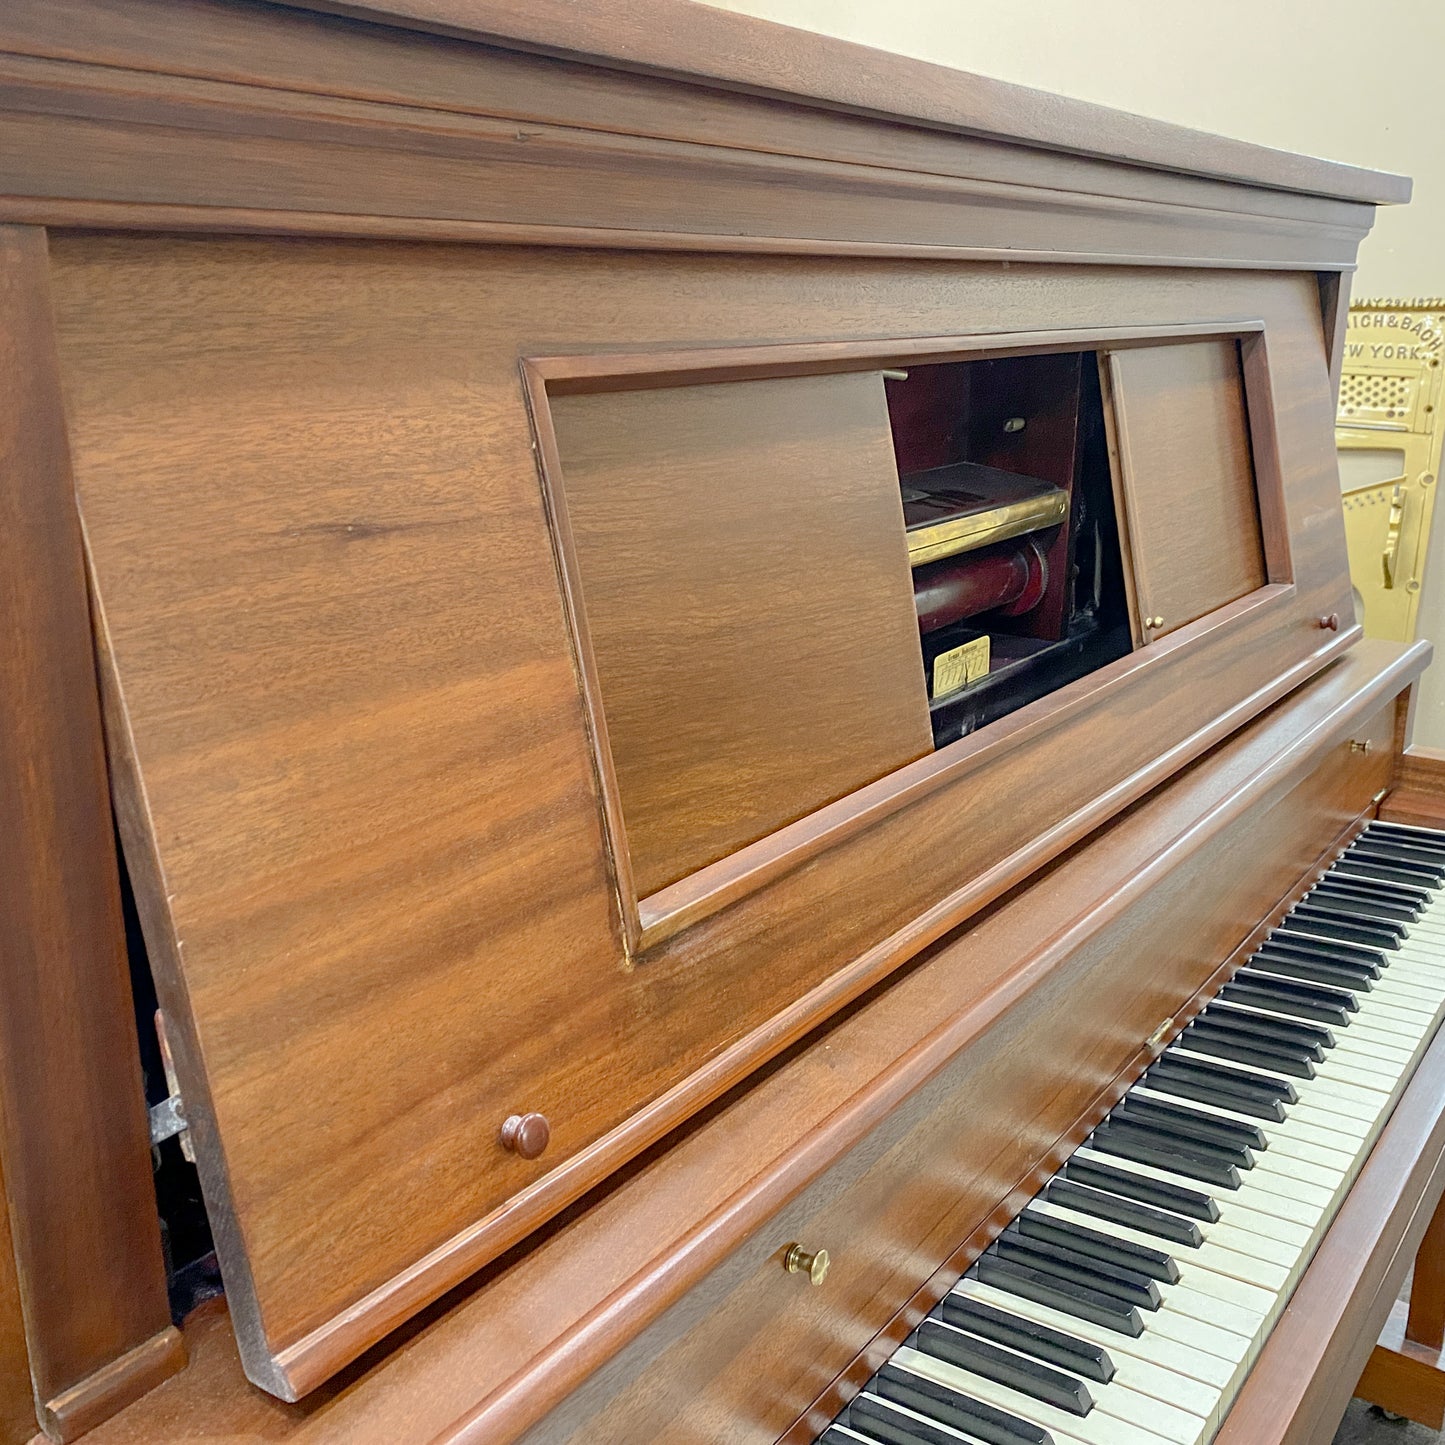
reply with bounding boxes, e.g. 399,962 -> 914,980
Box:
153,1009 -> 195,1162
148,1093 -> 188,1146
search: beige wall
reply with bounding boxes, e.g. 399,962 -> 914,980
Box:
703,0 -> 1445,742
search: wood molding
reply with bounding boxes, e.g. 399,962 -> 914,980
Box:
0,225 -> 182,1436
40,1329 -> 186,1445
0,2 -> 1380,266
278,0 -> 1409,205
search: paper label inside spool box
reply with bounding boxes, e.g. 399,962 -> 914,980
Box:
932,635 -> 990,697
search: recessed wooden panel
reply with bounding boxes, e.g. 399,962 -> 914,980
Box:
548,374 -> 932,897
1103,339 -> 1267,639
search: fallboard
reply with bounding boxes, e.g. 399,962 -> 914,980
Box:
50,233 -> 1356,1396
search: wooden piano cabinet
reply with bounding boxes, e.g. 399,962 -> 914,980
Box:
545,371 -> 932,898
0,225 -> 183,1440
0,0 -> 1411,1416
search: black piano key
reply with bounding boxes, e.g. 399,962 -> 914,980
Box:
1196,999 -> 1329,1057
1326,867 -> 1432,906
851,1390 -> 1026,1445
1348,840 -> 1445,878
995,1230 -> 1162,1311
1044,1178 -> 1203,1249
1150,1049 -> 1300,1102
1285,905 -> 1405,949
871,1368 -> 1053,1445
1333,857 -> 1439,890
1218,976 -> 1354,1027
937,1292 -> 1117,1384
1263,931 -> 1389,972
1113,1090 -> 1269,1152
973,1254 -> 1145,1337
1062,1153 -> 1220,1222
914,1320 -> 1095,1417
1194,1004 -> 1330,1057
1175,1023 -> 1315,1080
1290,897 -> 1408,943
1248,948 -> 1376,991
1086,1115 -> 1248,1184
1086,1121 -> 1242,1189
1366,821 -> 1445,856
819,1430 -> 863,1445
1226,968 -> 1360,1013
1098,1106 -> 1258,1169
1306,882 -> 1419,923
1017,1207 -> 1180,1283
1144,1054 -> 1293,1119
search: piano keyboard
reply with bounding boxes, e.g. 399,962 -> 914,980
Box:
819,820 -> 1445,1445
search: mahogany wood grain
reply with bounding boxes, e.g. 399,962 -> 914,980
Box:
278,0 -> 1408,205
0,44 -> 1366,272
48,236 -> 1365,1396
1408,1189 -> 1445,1352
0,1156 -> 34,1445
0,224 -> 182,1441
67,641 -> 1426,1445
546,372 -> 930,898
1102,339 -> 1267,640
1382,746 -> 1445,828
0,0 -> 1387,232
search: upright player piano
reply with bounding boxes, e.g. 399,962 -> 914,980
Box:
5,4 -> 1445,1443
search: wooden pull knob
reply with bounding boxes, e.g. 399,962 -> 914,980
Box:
500,1112 -> 551,1160
783,1243 -> 831,1286
1320,613 -> 1341,632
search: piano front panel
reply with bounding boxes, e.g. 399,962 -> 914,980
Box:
44,231 -> 1367,1392
532,697 -> 1398,1445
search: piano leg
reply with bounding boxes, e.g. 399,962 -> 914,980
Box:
1355,1188 -> 1445,1427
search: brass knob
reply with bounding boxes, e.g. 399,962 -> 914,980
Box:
500,1112 -> 551,1160
1350,739 -> 1373,755
1145,615 -> 1164,630
783,1243 -> 831,1286
1320,613 -> 1341,632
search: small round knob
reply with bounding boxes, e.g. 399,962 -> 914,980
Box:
1350,739 -> 1373,755
783,1243 -> 831,1286
500,1112 -> 551,1160
1320,613 -> 1341,632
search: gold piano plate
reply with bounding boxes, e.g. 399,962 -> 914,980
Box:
1336,297 -> 1445,641
902,462 -> 1070,567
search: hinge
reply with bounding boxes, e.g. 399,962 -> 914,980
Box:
1146,1018 -> 1175,1051
148,1093 -> 187,1146
151,1010 -> 194,1162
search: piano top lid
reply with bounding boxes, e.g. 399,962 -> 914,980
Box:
282,0 -> 1411,207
